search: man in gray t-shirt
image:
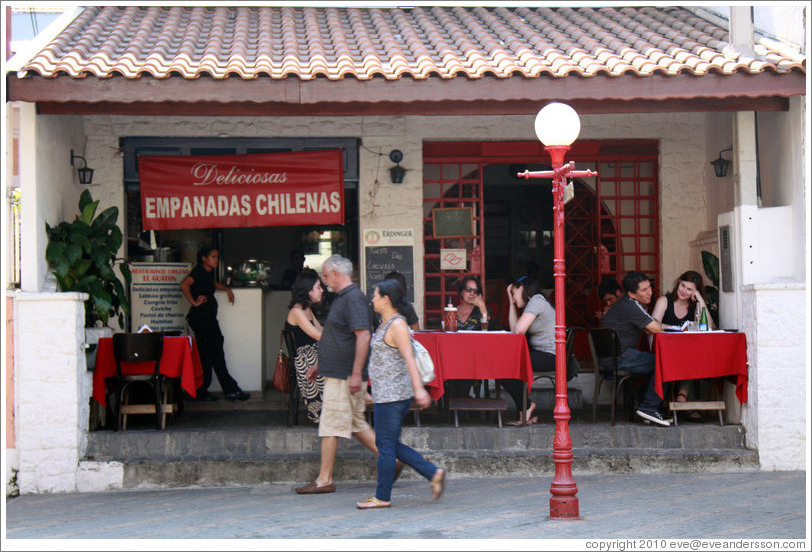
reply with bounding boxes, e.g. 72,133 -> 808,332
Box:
600,271 -> 669,426
295,255 -> 379,495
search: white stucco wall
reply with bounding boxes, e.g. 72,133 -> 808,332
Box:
739,284 -> 806,470
17,104 -> 85,293
13,292 -> 90,493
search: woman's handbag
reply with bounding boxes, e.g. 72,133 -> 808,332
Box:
273,332 -> 292,394
411,338 -> 436,384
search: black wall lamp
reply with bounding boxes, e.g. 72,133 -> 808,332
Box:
71,150 -> 94,185
710,147 -> 733,178
389,149 -> 406,184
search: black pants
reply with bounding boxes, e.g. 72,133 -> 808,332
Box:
497,349 -> 580,414
187,311 -> 241,395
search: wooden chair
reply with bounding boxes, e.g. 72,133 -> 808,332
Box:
112,332 -> 175,430
588,327 -> 643,426
533,326 -> 584,388
281,329 -> 302,427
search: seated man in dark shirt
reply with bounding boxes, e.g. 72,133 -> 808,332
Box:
600,270 -> 668,426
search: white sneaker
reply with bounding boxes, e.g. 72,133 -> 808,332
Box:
636,408 -> 671,427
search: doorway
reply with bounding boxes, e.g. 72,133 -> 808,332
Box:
422,140 -> 660,333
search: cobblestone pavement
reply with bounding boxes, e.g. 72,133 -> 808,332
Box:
3,471 -> 808,546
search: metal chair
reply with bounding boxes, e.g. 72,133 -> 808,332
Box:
588,327 -> 642,426
281,329 -> 302,427
112,332 -> 174,430
533,326 -> 584,387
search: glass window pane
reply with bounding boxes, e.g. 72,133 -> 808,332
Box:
620,163 -> 635,177
639,255 -> 656,271
639,162 -> 654,178
423,183 -> 442,199
640,237 -> 655,253
461,164 -> 479,179
599,199 -> 617,216
620,200 -> 636,215
638,200 -> 654,216
620,218 -> 636,235
442,164 -> 460,180
424,164 -> 441,180
600,181 -> 616,196
622,254 -> 638,271
620,181 -> 636,196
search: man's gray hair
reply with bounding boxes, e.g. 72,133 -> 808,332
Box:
322,254 -> 353,276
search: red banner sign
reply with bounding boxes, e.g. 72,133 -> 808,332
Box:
138,150 -> 344,230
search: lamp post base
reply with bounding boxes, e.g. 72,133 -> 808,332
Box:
549,496 -> 580,520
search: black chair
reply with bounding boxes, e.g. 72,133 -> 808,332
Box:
112,332 -> 175,430
281,329 -> 302,427
588,327 -> 643,426
533,326 -> 584,388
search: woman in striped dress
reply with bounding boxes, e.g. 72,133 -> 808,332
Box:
284,270 -> 325,423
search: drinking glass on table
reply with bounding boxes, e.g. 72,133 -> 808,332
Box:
481,317 -> 489,331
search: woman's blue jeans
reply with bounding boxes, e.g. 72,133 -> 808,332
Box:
373,398 -> 439,502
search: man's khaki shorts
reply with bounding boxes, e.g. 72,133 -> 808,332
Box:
318,377 -> 371,439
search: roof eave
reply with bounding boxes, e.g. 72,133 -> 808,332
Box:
7,72 -> 805,115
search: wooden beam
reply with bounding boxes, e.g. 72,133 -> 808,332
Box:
9,71 -> 805,111
30,96 -> 790,116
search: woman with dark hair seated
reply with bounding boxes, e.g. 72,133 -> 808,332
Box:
454,275 -> 491,331
285,269 -> 326,423
499,276 -> 580,425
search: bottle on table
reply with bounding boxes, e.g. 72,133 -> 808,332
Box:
443,298 -> 458,332
699,307 -> 709,331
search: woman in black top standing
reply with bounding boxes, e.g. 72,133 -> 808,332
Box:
180,245 -> 250,402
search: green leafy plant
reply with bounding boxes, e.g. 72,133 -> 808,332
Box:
700,250 -> 719,324
45,189 -> 132,327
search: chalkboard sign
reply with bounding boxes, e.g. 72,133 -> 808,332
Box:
365,245 -> 414,302
432,207 -> 475,238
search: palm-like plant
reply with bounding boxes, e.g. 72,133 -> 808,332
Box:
45,190 -> 132,327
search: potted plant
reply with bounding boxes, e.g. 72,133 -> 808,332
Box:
45,190 -> 132,366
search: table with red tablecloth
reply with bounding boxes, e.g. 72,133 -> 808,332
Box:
92,335 -> 204,407
413,331 -> 533,401
653,332 -> 748,404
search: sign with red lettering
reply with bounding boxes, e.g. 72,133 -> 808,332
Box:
138,150 -> 344,230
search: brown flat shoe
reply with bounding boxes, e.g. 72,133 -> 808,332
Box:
295,481 -> 336,495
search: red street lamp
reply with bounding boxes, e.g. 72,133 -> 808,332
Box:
518,103 -> 597,520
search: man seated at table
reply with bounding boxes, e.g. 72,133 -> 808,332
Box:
600,270 -> 669,426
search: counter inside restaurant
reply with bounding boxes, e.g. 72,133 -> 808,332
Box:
205,287 -> 287,394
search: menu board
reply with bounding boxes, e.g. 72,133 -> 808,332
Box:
363,229 -> 415,302
365,246 -> 414,302
130,262 -> 192,333
432,207 -> 475,238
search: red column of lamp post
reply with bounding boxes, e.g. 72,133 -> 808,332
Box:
517,103 -> 597,520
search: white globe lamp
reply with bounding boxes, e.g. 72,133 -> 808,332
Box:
534,102 -> 581,147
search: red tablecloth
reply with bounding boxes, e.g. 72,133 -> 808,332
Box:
92,336 -> 204,407
653,332 -> 748,404
414,331 -> 533,401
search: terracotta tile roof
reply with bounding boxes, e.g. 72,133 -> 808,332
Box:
20,5 -> 806,81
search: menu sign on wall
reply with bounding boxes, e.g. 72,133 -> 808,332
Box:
138,150 -> 344,230
130,262 -> 191,333
364,229 -> 415,302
